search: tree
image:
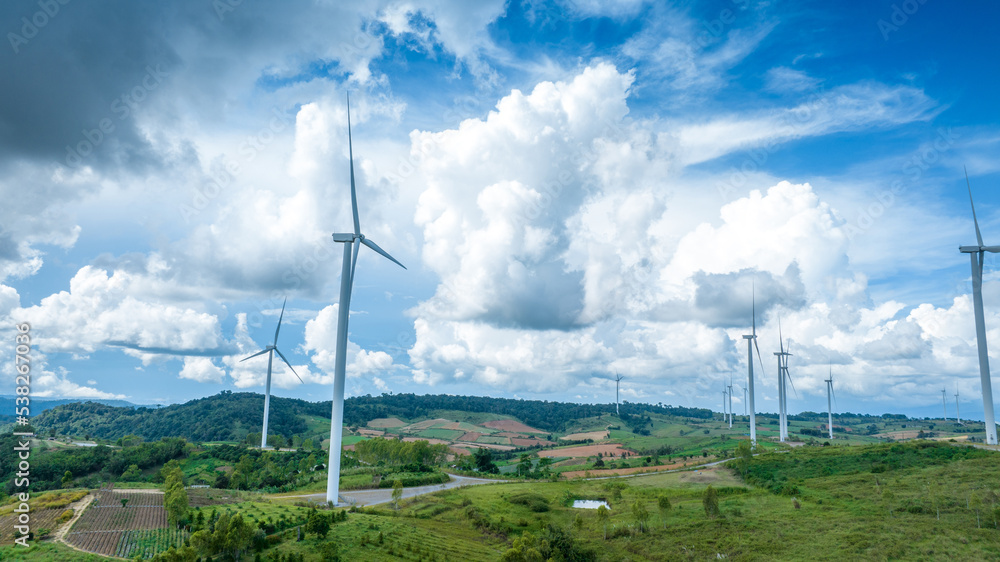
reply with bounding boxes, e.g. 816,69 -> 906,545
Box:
517,453 -> 534,477
267,434 -> 286,449
163,462 -> 189,528
473,447 -> 499,473
658,495 -> 672,529
501,531 -> 546,562
632,500 -> 649,533
703,486 -> 720,518
61,471 -> 73,488
305,509 -> 331,539
121,498 -> 129,508
392,479 -> 404,509
596,504 -> 609,540
734,440 -> 752,479
122,464 -> 142,481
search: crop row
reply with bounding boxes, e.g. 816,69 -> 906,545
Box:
115,528 -> 188,559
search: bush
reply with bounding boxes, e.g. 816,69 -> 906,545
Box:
509,492 -> 550,512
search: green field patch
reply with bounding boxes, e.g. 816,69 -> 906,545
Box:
415,428 -> 466,440
475,435 -> 511,445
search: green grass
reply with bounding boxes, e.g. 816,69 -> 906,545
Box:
0,541 -> 106,561
416,429 -> 466,440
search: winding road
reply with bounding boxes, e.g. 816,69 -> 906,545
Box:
285,474 -> 503,506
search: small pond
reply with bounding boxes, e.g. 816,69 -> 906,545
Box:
572,500 -> 610,509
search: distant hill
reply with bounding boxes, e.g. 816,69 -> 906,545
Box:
28,391 -> 713,442
0,395 -> 136,416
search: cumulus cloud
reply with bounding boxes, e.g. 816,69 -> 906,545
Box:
302,304 -> 400,378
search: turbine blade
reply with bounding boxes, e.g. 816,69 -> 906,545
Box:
274,347 -> 303,383
778,317 -> 784,354
240,348 -> 269,362
361,237 -> 406,269
348,94 -> 361,237
349,239 -> 360,286
274,297 -> 286,344
753,338 -> 766,378
786,371 -> 798,399
967,166 -> 984,248
981,246 -> 1000,253
751,280 -> 757,336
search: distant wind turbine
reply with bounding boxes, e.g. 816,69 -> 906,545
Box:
942,388 -> 948,422
615,373 -> 624,416
722,387 -> 728,424
959,169 -> 998,445
727,374 -> 734,429
774,318 -> 795,443
326,95 -> 406,505
955,388 -> 961,425
240,298 -> 302,449
825,366 -> 836,440
742,283 -> 766,446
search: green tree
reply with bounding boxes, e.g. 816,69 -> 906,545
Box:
703,485 -> 720,518
501,531 -> 546,562
163,461 -> 189,528
658,495 -> 672,529
121,464 -> 142,481
517,453 -> 534,477
735,440 -> 752,478
596,504 -> 609,540
305,509 -> 331,539
392,479 -> 404,509
120,498 -> 129,508
303,438 -> 315,450
632,500 -> 649,532
61,470 -> 73,488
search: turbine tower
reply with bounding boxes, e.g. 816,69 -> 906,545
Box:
615,373 -> 624,416
942,388 -> 948,422
327,95 -> 406,505
825,366 -> 836,440
743,386 -> 748,415
722,387 -> 728,424
955,388 -> 961,424
774,319 -> 795,442
959,169 -> 998,445
742,283 -> 766,446
240,298 -> 302,449
727,374 -> 734,429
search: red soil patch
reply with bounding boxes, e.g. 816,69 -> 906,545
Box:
538,443 -> 635,458
459,432 -> 482,441
496,432 -> 528,438
448,446 -> 472,456
358,429 -> 384,437
482,420 -> 547,434
440,422 -> 467,430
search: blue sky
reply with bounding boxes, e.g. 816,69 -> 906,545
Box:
2,0 -> 1000,420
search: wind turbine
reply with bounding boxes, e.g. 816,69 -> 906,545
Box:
326,95 -> 406,505
960,169 -> 998,445
727,374 -> 734,429
722,387 -> 728,424
615,373 -> 624,416
774,319 -> 795,442
742,283 -> 766,446
942,388 -> 948,422
240,298 -> 302,449
743,386 -> 748,415
825,366 -> 836,440
955,388 -> 961,424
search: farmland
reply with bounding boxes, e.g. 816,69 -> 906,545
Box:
64,488 -> 181,558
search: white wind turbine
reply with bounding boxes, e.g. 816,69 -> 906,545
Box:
727,374 -> 735,429
615,373 -> 624,416
960,169 -> 998,445
240,298 -> 302,449
955,388 -> 962,424
326,96 -> 406,505
941,388 -> 948,422
774,319 -> 795,442
742,284 -> 767,446
825,366 -> 836,440
722,386 -> 729,425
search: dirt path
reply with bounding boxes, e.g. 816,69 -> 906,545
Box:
282,474 -> 505,506
52,493 -> 91,546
